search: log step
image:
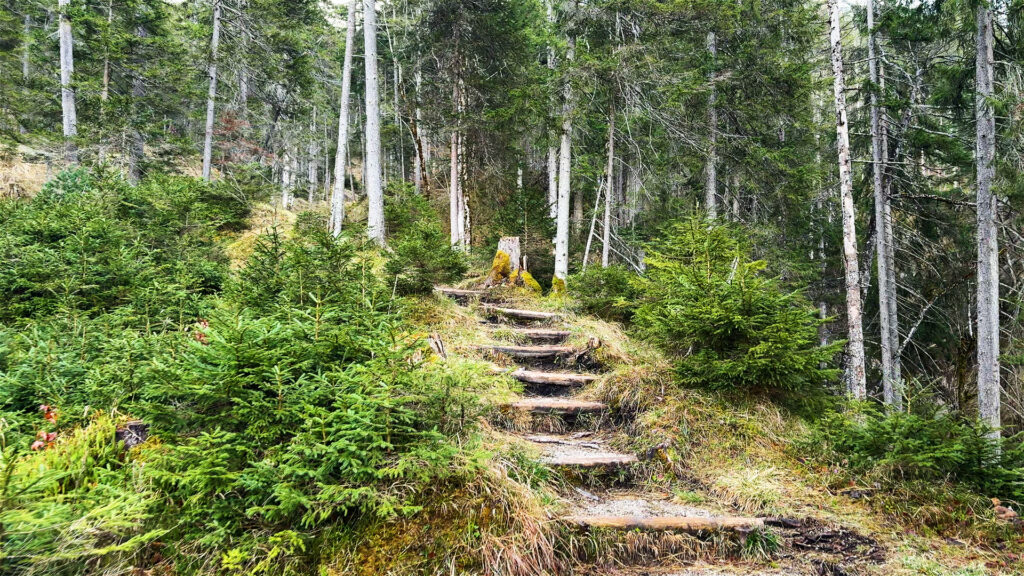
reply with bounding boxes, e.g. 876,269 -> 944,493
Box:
509,398 -> 607,414
484,305 -> 561,322
564,515 -> 764,533
512,369 -> 598,386
508,328 -> 571,344
434,287 -> 494,301
542,453 -> 638,468
478,345 -> 576,360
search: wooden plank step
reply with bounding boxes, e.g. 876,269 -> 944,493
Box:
509,328 -> 571,343
508,398 -> 607,414
484,305 -> 561,321
478,345 -> 576,359
564,515 -> 764,532
434,287 -> 495,301
512,369 -> 598,386
541,454 -> 638,468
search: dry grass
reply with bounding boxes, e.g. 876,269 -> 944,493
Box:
223,202 -> 297,268
0,154 -> 49,198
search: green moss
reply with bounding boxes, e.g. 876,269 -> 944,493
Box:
486,250 -> 512,284
551,276 -> 566,294
516,270 -> 542,292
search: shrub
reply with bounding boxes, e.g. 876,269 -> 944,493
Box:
633,218 -> 840,393
801,402 -> 1024,501
568,264 -> 640,323
383,185 -> 467,295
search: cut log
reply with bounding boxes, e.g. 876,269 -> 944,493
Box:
434,286 -> 490,298
497,236 -> 522,273
512,369 -> 597,386
542,454 -> 638,468
508,328 -> 570,343
484,305 -> 561,322
508,398 -> 607,414
478,345 -> 576,360
565,515 -> 765,532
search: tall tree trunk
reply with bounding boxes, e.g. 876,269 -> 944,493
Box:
58,0 -> 78,163
363,0 -> 385,244
413,68 -> 424,194
827,0 -> 866,399
975,3 -> 1000,438
128,24 -> 147,184
449,82 -> 462,246
547,146 -> 559,219
331,0 -> 357,236
705,31 -> 718,218
546,0 -> 558,220
21,14 -> 31,134
868,0 -> 901,408
308,107 -> 318,203
602,106 -> 615,267
553,35 -> 575,285
202,0 -> 221,181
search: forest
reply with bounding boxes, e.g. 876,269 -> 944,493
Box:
0,0 -> 1023,574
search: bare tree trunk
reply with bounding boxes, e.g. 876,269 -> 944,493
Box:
828,0 -> 866,399
58,0 -> 78,163
330,0 -> 357,236
364,0 -> 385,244
308,107 -> 318,203
602,106 -> 615,267
128,24 -> 147,184
705,31 -> 718,218
21,14 -> 31,134
975,3 -> 1000,438
413,68 -> 424,194
202,0 -> 221,181
553,35 -> 575,285
546,0 -> 558,220
868,0 -> 900,408
449,83 -> 462,246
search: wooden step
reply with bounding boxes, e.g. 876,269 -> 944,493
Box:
508,328 -> 571,343
484,305 -> 561,322
478,345 -> 576,360
542,453 -> 638,468
564,515 -> 764,533
434,287 -> 493,301
508,398 -> 607,414
512,369 -> 597,386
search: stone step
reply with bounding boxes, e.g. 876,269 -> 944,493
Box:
565,515 -> 764,532
507,327 -> 571,344
512,369 -> 598,386
484,305 -> 561,322
508,398 -> 607,414
477,344 -> 577,360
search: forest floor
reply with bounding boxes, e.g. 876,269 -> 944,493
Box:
392,277 -> 1020,576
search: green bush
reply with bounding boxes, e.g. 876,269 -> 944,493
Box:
634,218 -> 840,393
383,184 -> 467,295
801,402 -> 1024,501
568,264 -> 640,323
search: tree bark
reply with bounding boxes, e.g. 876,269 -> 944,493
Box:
705,31 -> 718,219
330,0 -> 357,236
363,0 -> 385,244
602,106 -> 615,267
975,3 -> 1000,438
308,107 -> 318,203
827,0 -> 866,399
868,0 -> 901,408
546,0 -> 558,220
128,24 -> 147,184
202,0 -> 221,181
58,0 -> 78,163
449,81 -> 463,246
553,35 -> 575,284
